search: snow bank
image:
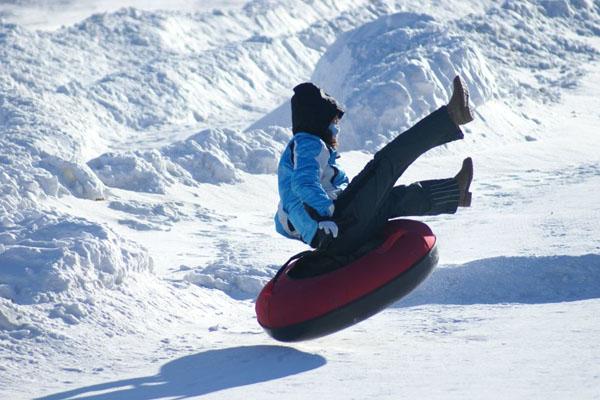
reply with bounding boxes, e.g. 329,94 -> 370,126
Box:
0,0 -> 599,396
0,137 -> 151,317
89,126 -> 290,192
0,210 -> 153,303
0,299 -> 46,339
0,144 -> 150,333
0,0 -> 502,200
253,0 -> 599,151
0,0 -> 596,309
317,0 -> 599,151
0,0 -> 598,354
0,0 -> 380,156
312,12 -> 496,151
0,199 -> 154,337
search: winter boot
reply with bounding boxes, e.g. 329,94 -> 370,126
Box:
455,157 -> 473,207
447,76 -> 474,126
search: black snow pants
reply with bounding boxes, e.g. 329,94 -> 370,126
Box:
311,106 -> 463,255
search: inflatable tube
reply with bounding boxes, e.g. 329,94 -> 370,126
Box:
256,219 -> 438,342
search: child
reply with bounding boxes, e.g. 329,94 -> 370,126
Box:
275,76 -> 473,256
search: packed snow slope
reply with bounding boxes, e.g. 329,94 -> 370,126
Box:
1,0 -> 599,399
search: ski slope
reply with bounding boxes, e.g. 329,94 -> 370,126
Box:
1,0 -> 599,398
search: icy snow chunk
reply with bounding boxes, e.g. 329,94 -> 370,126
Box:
38,155 -> 106,200
33,171 -> 61,197
49,303 -> 89,325
0,142 -> 65,202
0,299 -> 42,338
161,129 -> 238,184
0,303 -> 20,331
88,150 -> 179,194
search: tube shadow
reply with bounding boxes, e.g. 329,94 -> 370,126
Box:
36,345 -> 326,400
396,254 -> 600,306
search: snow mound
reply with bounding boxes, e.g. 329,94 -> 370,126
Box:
0,211 -> 153,305
89,126 -> 290,192
0,141 -> 150,320
0,2 -> 343,154
312,12 -> 496,151
87,150 -> 182,194
314,0 -> 599,151
160,127 -> 289,184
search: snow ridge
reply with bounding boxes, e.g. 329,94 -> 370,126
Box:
254,0 -> 599,151
88,126 -> 290,192
312,12 -> 496,151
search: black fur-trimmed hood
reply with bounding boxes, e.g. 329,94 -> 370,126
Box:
291,82 -> 344,140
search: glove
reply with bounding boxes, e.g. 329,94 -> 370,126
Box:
318,220 -> 339,238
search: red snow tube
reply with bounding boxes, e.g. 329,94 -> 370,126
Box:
256,219 -> 438,342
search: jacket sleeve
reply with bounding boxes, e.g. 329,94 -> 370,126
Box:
291,136 -> 334,218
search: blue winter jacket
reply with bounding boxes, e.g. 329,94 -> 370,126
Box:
274,132 -> 349,245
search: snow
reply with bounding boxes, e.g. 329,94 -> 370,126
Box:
0,0 -> 250,31
88,126 -> 289,192
256,0 -> 599,151
311,12 -> 497,151
0,0 -> 599,399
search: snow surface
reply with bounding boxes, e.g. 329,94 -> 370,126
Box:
1,0 -> 600,399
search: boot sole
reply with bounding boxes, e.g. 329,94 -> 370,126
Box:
453,76 -> 474,124
459,157 -> 473,207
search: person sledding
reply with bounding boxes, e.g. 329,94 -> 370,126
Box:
274,76 -> 474,259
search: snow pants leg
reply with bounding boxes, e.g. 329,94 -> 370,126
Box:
385,178 -> 461,218
314,106 -> 463,255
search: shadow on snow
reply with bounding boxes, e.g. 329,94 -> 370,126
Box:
396,254 -> 600,307
36,345 -> 326,400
